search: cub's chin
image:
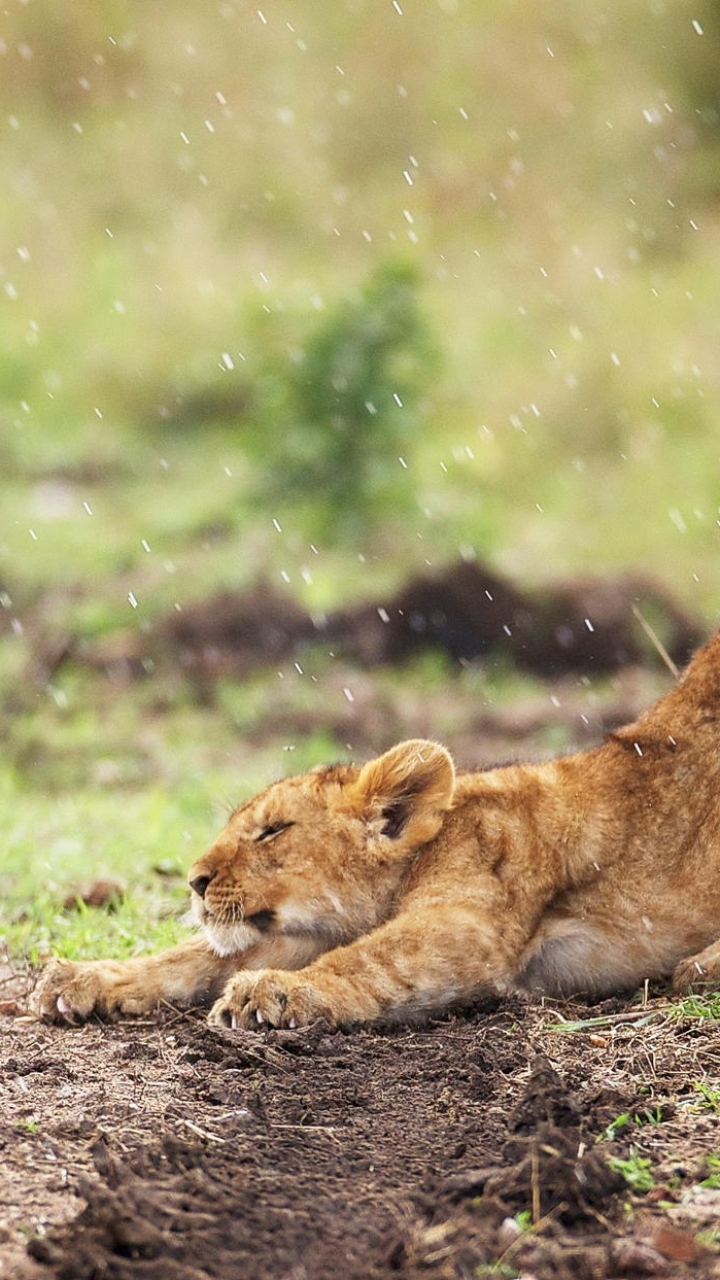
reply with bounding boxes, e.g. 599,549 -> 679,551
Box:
202,919 -> 266,958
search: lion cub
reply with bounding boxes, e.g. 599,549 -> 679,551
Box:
35,626 -> 720,1030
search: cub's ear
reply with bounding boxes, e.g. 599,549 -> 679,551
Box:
338,739 -> 455,856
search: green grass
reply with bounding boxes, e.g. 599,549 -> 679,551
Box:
606,1151 -> 656,1193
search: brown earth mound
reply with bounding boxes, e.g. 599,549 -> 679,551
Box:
46,560 -> 702,689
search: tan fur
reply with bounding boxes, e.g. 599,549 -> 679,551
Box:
33,628 -> 720,1029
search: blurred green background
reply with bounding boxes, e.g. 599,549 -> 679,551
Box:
2,0 -> 720,962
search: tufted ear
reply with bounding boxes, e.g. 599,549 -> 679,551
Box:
340,739 -> 455,856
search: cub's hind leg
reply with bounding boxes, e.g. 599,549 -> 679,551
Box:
673,939 -> 720,993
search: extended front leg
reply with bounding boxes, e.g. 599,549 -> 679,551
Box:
33,930 -> 330,1024
210,901 -> 522,1030
33,935 -> 240,1023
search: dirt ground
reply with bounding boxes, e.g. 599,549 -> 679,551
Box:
3,979 -> 720,1279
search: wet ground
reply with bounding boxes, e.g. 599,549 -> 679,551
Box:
3,988 -> 720,1279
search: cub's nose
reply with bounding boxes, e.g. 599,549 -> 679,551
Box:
189,871 -> 215,899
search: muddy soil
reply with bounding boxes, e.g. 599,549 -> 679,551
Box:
3,988 -> 720,1280
25,560 -> 702,689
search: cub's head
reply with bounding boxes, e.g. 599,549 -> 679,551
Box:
187,739 -> 455,957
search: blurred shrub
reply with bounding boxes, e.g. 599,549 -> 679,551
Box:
254,262 -> 436,542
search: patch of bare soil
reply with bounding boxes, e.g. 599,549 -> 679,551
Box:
23,560 -> 703,689
3,992 -> 720,1279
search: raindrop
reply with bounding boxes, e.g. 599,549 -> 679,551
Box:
633,742 -> 643,757
141,539 -> 151,553
692,18 -> 704,34
342,687 -> 355,703
272,517 -> 283,532
221,352 -> 235,370
83,501 -> 93,516
128,592 -> 138,608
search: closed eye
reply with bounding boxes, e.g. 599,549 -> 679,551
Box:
256,821 -> 293,842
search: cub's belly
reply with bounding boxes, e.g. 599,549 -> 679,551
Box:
514,912 -> 705,998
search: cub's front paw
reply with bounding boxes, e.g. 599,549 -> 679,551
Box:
209,969 -> 335,1030
32,958 -> 151,1023
32,959 -> 110,1024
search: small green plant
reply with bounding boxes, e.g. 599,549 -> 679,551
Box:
699,1153 -> 720,1188
606,1151 -> 655,1192
693,1082 -> 720,1113
601,1106 -> 665,1142
15,1120 -> 39,1134
668,992 -> 720,1021
603,1111 -> 632,1141
512,1210 -> 533,1232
